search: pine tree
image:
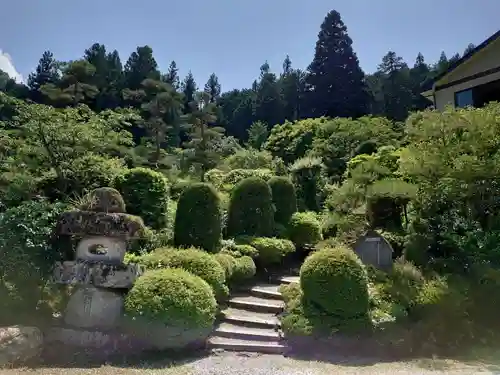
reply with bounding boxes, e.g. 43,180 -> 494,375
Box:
101,50 -> 124,109
182,71 -> 197,114
163,60 -> 180,90
27,51 -> 60,103
377,51 -> 413,121
247,121 -> 268,150
304,10 -> 368,118
410,53 -> 432,111
123,46 -> 160,90
204,73 -> 221,103
183,91 -> 224,180
464,43 -> 476,56
255,62 -> 284,127
279,56 -> 305,121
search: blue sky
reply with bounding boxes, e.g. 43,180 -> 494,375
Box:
0,0 -> 498,90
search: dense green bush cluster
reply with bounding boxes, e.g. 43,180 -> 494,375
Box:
223,168 -> 274,186
227,177 -> 274,237
288,212 -> 322,249
213,253 -> 237,280
138,247 -> 228,300
300,246 -> 370,319
124,268 -> 217,329
232,255 -> 257,282
268,176 -> 297,225
174,183 -> 221,252
224,149 -> 274,170
249,237 -> 295,266
115,167 -> 169,229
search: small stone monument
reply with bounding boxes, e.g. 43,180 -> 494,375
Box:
353,230 -> 393,270
48,187 -> 145,353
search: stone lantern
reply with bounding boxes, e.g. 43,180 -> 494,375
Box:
49,187 -> 145,349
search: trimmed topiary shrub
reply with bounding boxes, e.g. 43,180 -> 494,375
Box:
227,177 -> 274,237
288,212 -> 322,249
138,247 -> 228,301
249,237 -> 295,266
82,187 -> 126,213
213,253 -> 237,280
115,167 -> 169,229
232,256 -> 257,282
300,246 -> 369,319
174,183 -> 221,253
170,179 -> 192,200
124,268 -> 217,347
269,176 -> 297,225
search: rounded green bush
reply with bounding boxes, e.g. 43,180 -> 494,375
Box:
288,212 -> 322,249
170,179 -> 192,200
138,247 -> 228,300
115,168 -> 169,229
232,256 -> 257,282
250,237 -> 295,266
268,176 -> 297,225
227,177 -> 274,237
300,246 -> 369,319
124,268 -> 217,329
174,183 -> 221,253
213,253 -> 237,280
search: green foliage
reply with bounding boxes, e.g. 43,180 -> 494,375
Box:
300,246 -> 370,319
174,183 -> 221,252
220,240 -> 259,259
287,212 -> 322,249
268,176 -> 297,225
290,156 -> 326,211
249,237 -> 295,266
115,167 -> 169,229
227,177 -> 274,237
247,121 -> 269,150
222,168 -> 274,186
169,179 -> 191,200
232,255 -> 257,282
224,148 -> 273,170
264,118 -> 323,164
124,268 -> 217,329
213,253 -> 237,280
138,247 -> 228,300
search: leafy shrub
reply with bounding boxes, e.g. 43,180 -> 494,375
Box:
138,247 -> 228,300
268,176 -> 297,225
224,149 -> 273,170
220,239 -> 259,259
300,246 -> 369,319
249,237 -> 295,266
227,177 -> 274,237
222,168 -> 274,186
128,227 -> 172,255
115,167 -> 169,229
213,253 -> 237,280
204,169 -> 226,190
38,155 -> 126,201
174,183 -> 221,253
288,212 -> 322,249
0,199 -> 70,318
232,256 -> 257,282
124,268 -> 217,329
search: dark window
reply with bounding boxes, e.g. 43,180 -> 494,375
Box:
454,89 -> 474,108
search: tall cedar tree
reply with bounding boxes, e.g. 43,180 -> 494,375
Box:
123,46 -> 160,90
305,10 -> 368,119
254,62 -> 284,128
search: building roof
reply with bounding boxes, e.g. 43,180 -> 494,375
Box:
428,29 -> 500,89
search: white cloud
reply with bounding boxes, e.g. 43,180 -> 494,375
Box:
0,50 -> 23,83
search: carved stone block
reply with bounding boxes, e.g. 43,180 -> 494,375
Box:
52,261 -> 91,285
92,263 -> 143,289
64,287 -> 123,329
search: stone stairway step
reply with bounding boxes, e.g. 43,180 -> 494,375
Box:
207,336 -> 286,354
280,276 -> 300,285
250,284 -> 282,300
229,295 -> 285,314
214,322 -> 280,341
221,307 -> 281,328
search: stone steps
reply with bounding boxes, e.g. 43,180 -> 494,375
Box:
208,276 -> 298,355
207,336 -> 286,354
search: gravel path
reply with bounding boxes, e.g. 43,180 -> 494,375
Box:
2,352 -> 497,375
